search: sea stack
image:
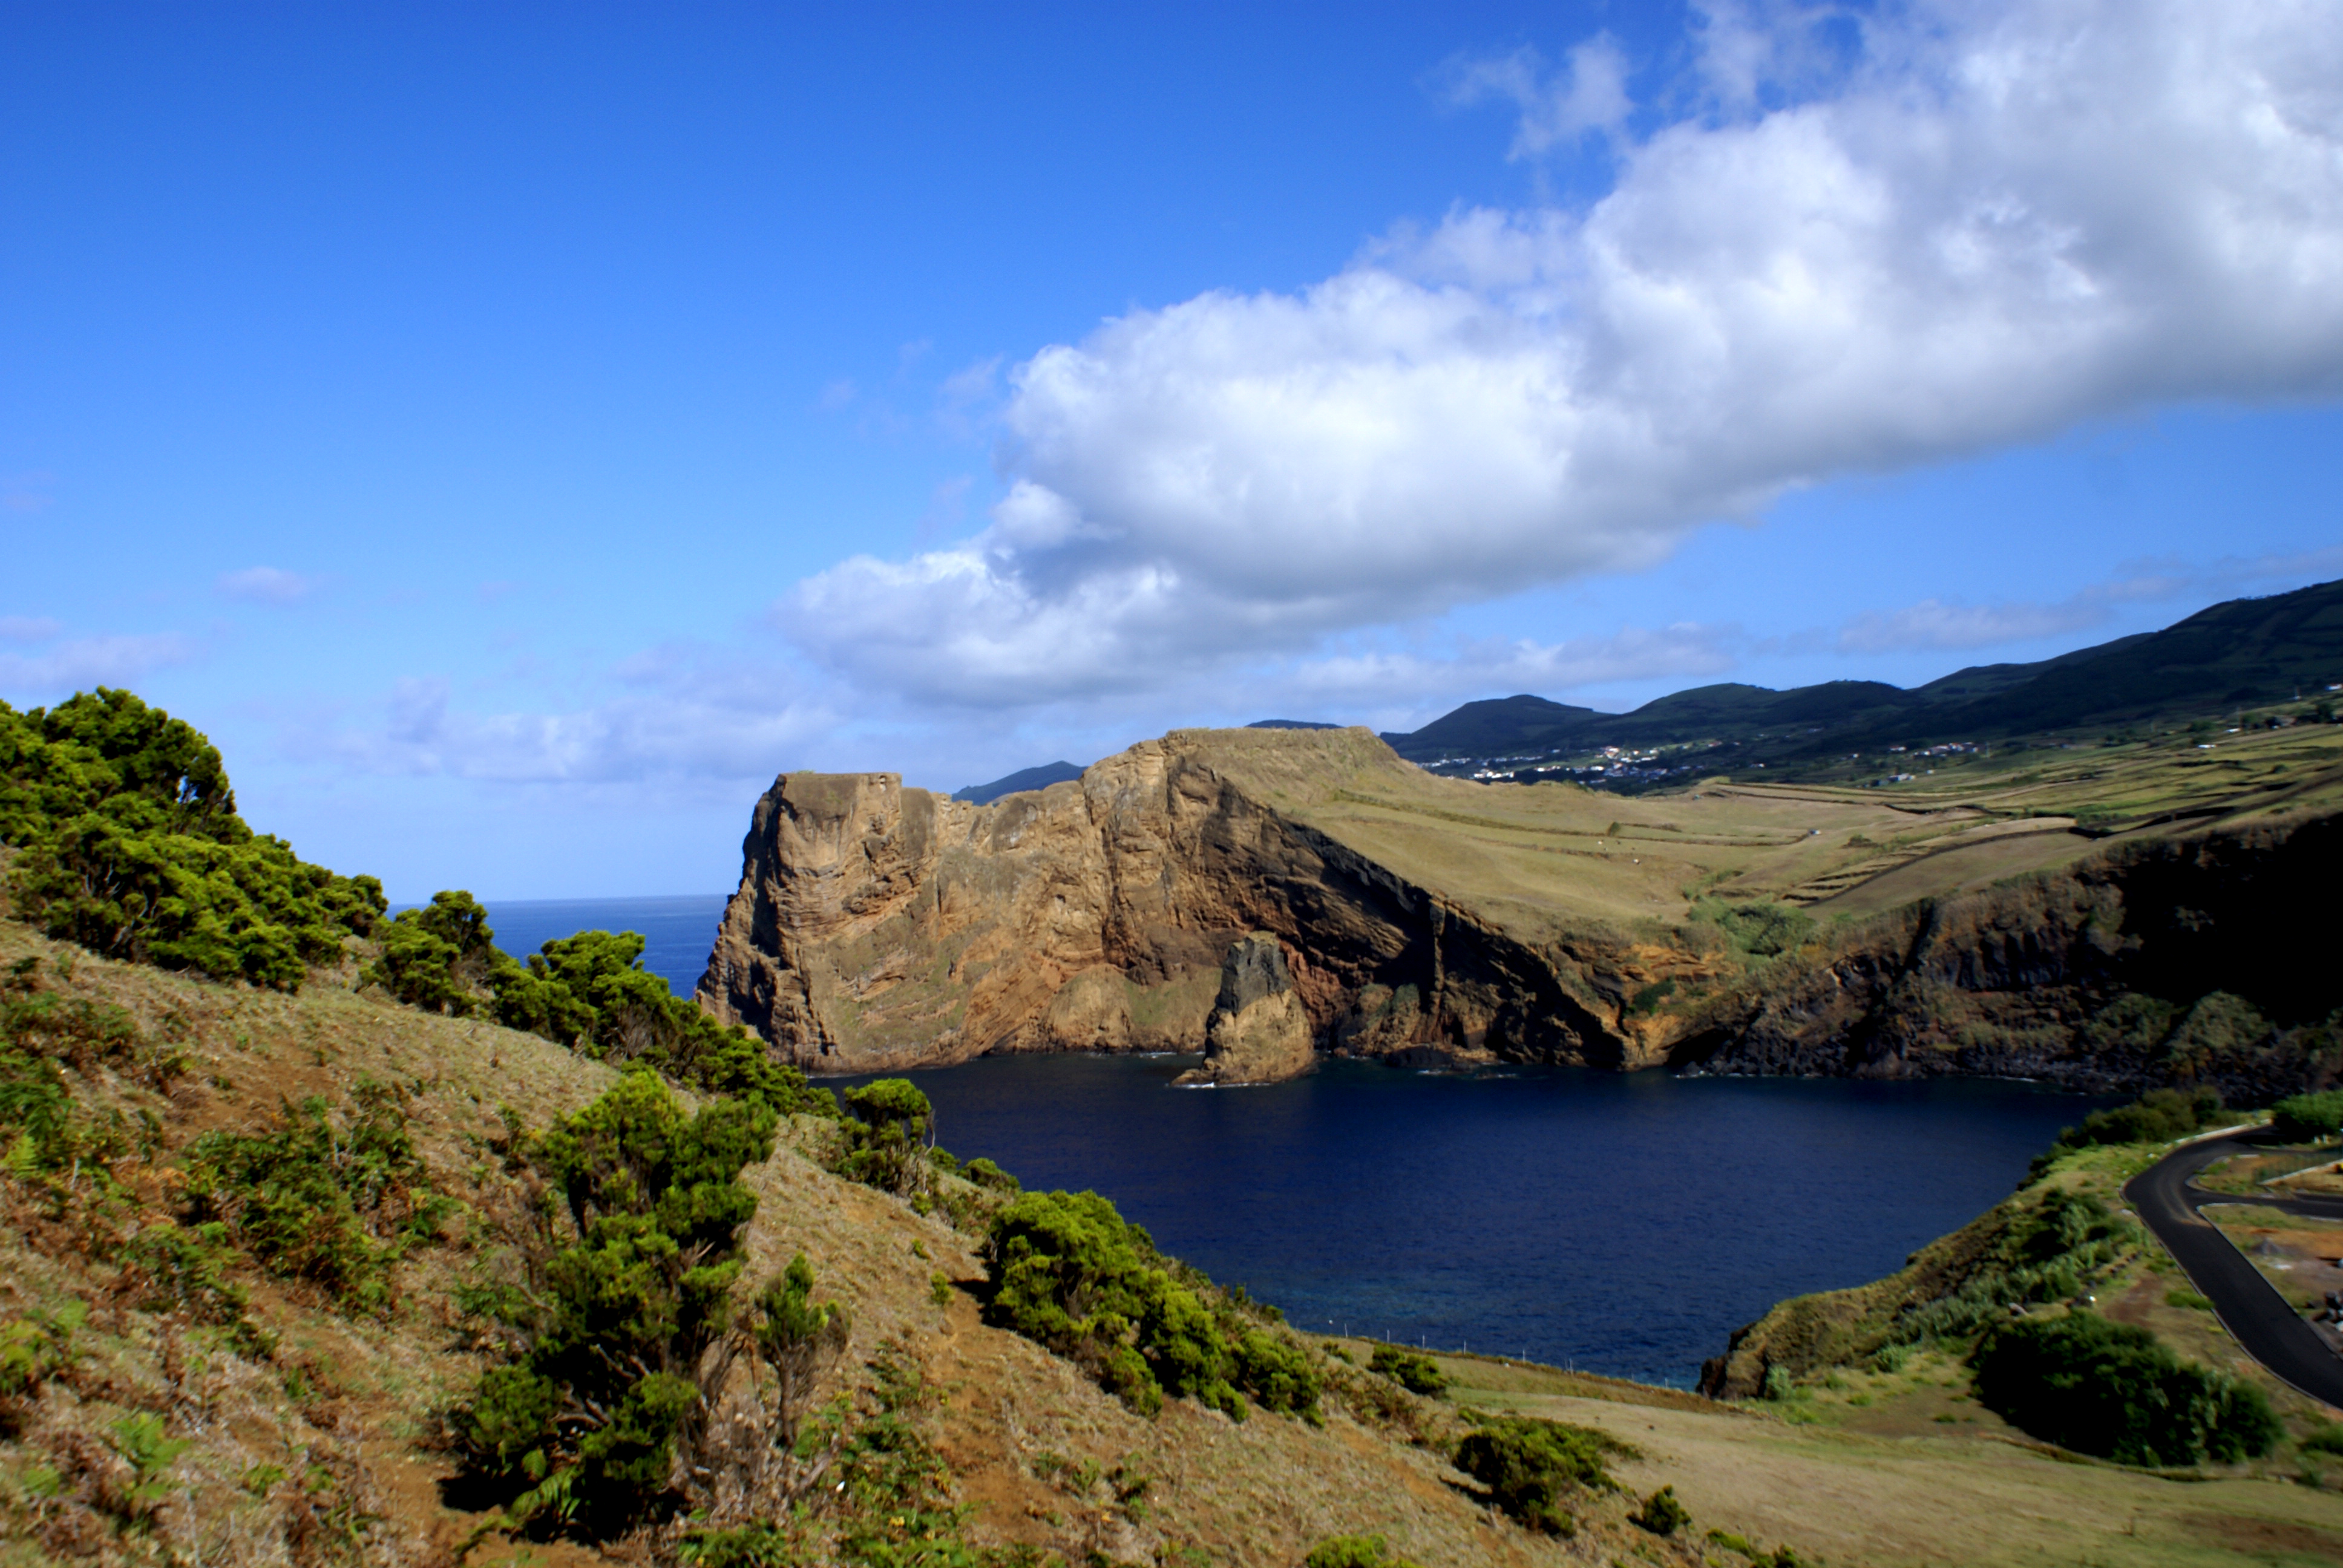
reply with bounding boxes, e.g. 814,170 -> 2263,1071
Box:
1176,933 -> 1316,1086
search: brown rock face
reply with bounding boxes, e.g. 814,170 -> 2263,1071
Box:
695,731 -> 1623,1074
1175,933 -> 1316,1086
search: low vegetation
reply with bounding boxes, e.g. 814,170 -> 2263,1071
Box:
179,1080 -> 450,1315
984,1187 -> 1323,1423
1367,1344 -> 1448,1396
365,889 -> 838,1122
2272,1089 -> 2343,1142
1970,1310 -> 2279,1466
1450,1416 -> 1633,1536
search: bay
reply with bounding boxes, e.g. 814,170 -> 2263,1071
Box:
448,895 -> 2114,1388
839,1052 -> 2113,1388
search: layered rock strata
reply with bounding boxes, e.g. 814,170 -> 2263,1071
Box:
696,727 -> 2342,1097
1674,812 -> 2342,1099
695,733 -> 1622,1074
1174,933 -> 1315,1086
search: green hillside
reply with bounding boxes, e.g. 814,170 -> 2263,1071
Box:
1381,579 -> 2343,777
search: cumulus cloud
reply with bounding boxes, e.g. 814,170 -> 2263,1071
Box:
0,633 -> 198,697
781,0 -> 2343,711
217,566 -> 321,605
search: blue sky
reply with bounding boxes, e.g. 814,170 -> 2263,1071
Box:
5,1 -> 2341,900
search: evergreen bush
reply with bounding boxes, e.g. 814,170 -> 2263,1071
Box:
453,1071 -> 776,1535
984,1187 -> 1320,1423
1367,1344 -> 1448,1396
0,690 -> 384,987
1970,1310 -> 2279,1466
1451,1416 -> 1633,1535
2271,1091 -> 2343,1142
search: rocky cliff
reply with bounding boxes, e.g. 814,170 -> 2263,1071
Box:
698,726 -> 2343,1096
695,730 -> 1631,1074
1674,812 -> 2343,1100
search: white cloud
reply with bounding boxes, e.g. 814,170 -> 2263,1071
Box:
217,566 -> 321,605
0,634 -> 198,698
0,616 -> 62,644
783,0 -> 2343,713
292,648 -> 836,785
1446,35 -> 1634,156
1278,623 -> 1743,712
1837,596 -> 2105,654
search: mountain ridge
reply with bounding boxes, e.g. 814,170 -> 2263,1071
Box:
1376,579 -> 2343,765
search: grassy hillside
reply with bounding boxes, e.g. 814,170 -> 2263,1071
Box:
1181,720 -> 2343,938
0,901 -> 1786,1567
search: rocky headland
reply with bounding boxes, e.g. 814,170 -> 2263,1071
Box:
698,725 -> 2343,1096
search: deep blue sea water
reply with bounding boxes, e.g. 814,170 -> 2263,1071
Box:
443,896 -> 2113,1388
839,1053 -> 2114,1388
480,894 -> 731,996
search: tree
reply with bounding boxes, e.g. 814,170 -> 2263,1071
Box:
0,691 -> 383,987
454,1073 -> 776,1535
836,1079 -> 936,1196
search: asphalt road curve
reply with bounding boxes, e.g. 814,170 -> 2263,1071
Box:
2123,1135 -> 2343,1409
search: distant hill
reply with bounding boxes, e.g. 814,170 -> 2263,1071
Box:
953,760 -> 1084,805
1247,719 -> 1341,730
1382,578 -> 2343,764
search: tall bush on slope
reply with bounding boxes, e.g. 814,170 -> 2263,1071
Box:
454,1071 -> 776,1534
984,1187 -> 1321,1423
1971,1311 -> 2278,1466
0,690 -> 384,986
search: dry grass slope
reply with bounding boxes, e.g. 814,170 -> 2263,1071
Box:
0,908 -> 1738,1568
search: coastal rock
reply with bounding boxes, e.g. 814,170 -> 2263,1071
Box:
1175,933 -> 1316,1086
696,724 -> 2343,1099
696,728 -> 1625,1074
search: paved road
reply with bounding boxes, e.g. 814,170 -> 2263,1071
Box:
2122,1135 -> 2343,1408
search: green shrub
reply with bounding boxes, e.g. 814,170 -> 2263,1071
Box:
1632,1483 -> 1691,1537
749,1253 -> 850,1448
1696,900 -> 1815,958
2040,1085 -> 2226,1168
0,690 -> 384,987
0,1300 -> 84,1431
963,1157 -> 1018,1193
0,975 -> 177,1191
1367,1344 -> 1448,1396
2271,1091 -> 2343,1142
180,1081 -> 448,1314
985,1187 -> 1319,1423
833,1078 -> 937,1196
1971,1311 -> 2280,1465
364,900 -> 837,1124
1304,1534 -> 1423,1568
453,1071 -> 775,1536
1452,1416 -> 1633,1535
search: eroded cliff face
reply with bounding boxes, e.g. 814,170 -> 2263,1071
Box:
1674,813 -> 2343,1099
696,735 -> 1633,1074
1175,933 -> 1316,1086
